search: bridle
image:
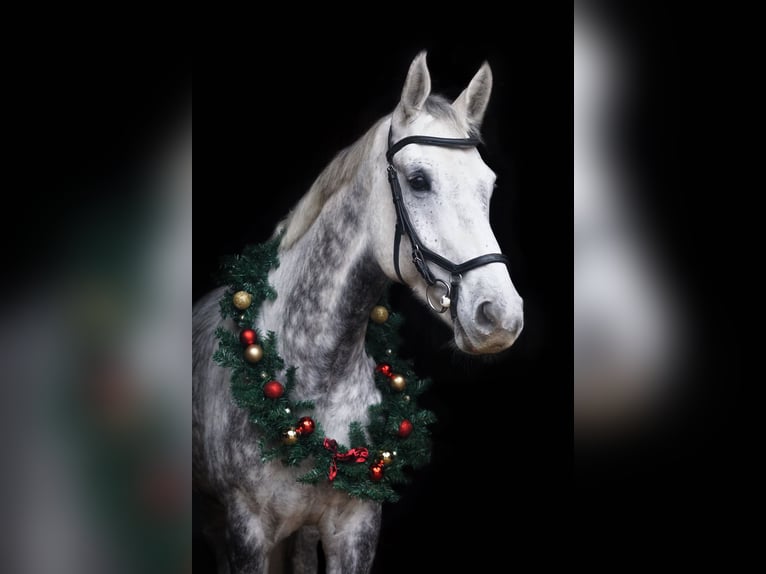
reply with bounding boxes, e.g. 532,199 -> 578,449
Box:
386,125 -> 510,320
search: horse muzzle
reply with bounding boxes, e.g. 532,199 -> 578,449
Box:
453,292 -> 524,354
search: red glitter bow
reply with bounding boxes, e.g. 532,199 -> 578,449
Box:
323,438 -> 369,481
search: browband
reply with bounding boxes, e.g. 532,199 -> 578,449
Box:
386,135 -> 480,163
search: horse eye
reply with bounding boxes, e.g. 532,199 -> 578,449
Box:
408,174 -> 431,192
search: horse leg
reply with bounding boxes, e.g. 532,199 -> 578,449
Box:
319,501 -> 381,574
223,493 -> 270,574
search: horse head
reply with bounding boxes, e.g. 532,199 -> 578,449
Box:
373,52 -> 524,354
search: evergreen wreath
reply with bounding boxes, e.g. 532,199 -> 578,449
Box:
213,236 -> 435,502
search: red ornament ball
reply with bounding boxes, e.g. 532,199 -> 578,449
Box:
296,416 -> 315,436
375,363 -> 393,377
397,419 -> 414,438
263,380 -> 284,399
239,329 -> 257,346
369,463 -> 384,482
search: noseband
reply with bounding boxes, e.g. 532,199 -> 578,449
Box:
386,126 -> 510,320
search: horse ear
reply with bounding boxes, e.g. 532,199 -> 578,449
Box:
397,51 -> 431,122
453,61 -> 493,128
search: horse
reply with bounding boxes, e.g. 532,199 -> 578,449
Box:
193,52 -> 524,573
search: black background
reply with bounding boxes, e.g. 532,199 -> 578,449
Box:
193,14 -> 572,572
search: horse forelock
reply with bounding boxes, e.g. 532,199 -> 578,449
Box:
422,94 -> 481,139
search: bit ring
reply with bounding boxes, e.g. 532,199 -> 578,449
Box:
426,280 -> 451,313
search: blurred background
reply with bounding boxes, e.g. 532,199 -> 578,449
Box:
574,4 -> 689,446
0,25 -> 191,574
574,1 -> 754,536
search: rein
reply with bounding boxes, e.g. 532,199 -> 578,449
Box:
386,126 -> 510,319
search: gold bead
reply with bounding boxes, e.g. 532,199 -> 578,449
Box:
380,451 -> 395,465
390,374 -> 406,392
244,344 -> 263,363
232,290 -> 252,310
370,305 -> 389,324
282,428 -> 299,445
403,395 -> 411,403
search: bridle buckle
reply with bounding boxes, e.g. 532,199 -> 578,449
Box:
412,247 -> 431,281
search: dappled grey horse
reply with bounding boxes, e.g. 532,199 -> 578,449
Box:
193,52 -> 523,573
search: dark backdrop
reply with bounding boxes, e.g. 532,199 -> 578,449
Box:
192,6 -> 753,567
194,18 -> 572,573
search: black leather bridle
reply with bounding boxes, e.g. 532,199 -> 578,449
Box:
386,126 -> 510,320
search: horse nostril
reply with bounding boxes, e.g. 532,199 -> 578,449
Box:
476,301 -> 499,329
475,301 -> 523,338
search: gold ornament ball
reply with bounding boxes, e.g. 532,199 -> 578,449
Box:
380,451 -> 395,465
282,428 -> 299,445
390,374 -> 406,392
233,290 -> 252,310
244,344 -> 264,363
370,306 -> 389,324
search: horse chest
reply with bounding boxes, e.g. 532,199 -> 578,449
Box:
227,454 -> 368,535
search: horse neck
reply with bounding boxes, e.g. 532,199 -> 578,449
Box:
260,124 -> 389,412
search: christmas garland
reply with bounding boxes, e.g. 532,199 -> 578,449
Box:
213,236 -> 435,503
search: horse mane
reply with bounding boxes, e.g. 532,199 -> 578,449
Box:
275,95 -> 474,251
274,116 -> 383,251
